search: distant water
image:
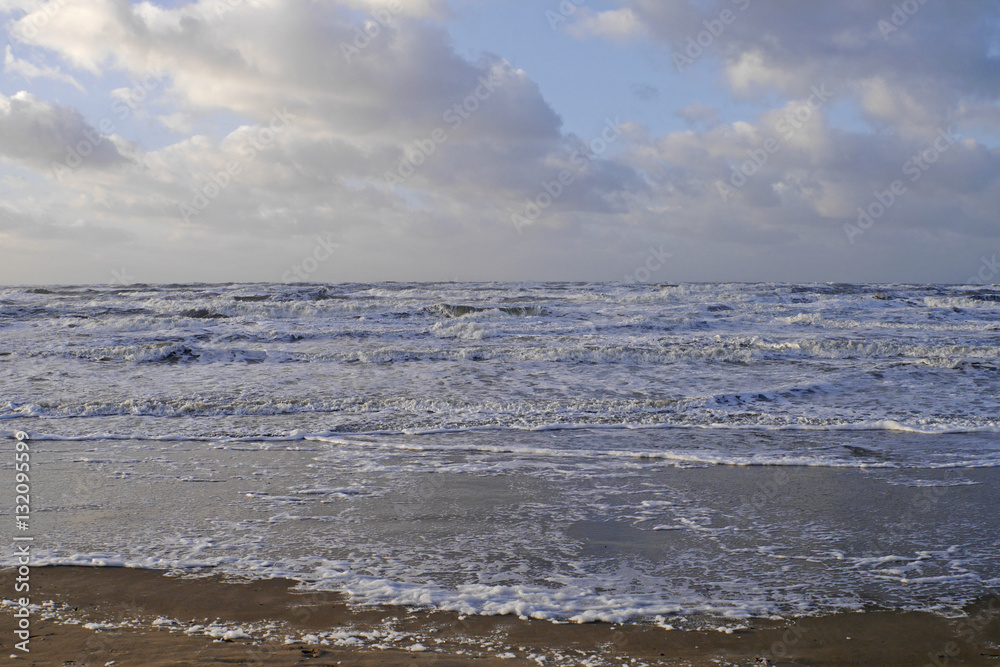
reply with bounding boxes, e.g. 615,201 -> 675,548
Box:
2,283 -> 999,624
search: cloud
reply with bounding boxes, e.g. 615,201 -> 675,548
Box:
0,90 -> 127,170
676,102 -> 719,129
558,0 -> 1000,271
341,0 -> 449,20
617,0 -> 1000,126
8,1 -> 561,144
4,45 -> 84,91
0,200 -> 135,244
620,103 -> 1000,244
157,111 -> 194,134
1,0 -> 620,250
567,8 -> 645,42
1,0 -> 999,284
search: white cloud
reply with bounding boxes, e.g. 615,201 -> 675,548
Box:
568,8 -> 645,42
157,111 -> 194,134
0,0 -> 999,283
4,45 -> 84,90
0,1 -> 590,275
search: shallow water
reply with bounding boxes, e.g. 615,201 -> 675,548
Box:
1,282 -> 998,623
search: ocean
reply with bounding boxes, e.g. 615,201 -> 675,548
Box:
2,282 -> 998,627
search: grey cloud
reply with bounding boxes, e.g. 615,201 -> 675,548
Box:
2,0 -> 998,284
676,102 -> 719,129
0,91 -> 127,170
627,0 -> 1000,124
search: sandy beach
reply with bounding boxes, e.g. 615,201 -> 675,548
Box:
2,0 -> 999,652
2,566 -> 999,666
4,285 -> 1000,665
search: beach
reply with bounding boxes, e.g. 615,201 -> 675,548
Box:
3,0 -> 999,659
2,283 -> 999,664
3,566 -> 1000,665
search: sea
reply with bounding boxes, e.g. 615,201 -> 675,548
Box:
1,282 -> 998,627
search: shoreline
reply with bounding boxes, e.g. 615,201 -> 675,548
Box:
1,567 -> 999,665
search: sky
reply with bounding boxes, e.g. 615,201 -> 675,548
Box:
1,0 -> 999,285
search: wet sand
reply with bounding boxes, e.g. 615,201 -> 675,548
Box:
2,566 -> 999,666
